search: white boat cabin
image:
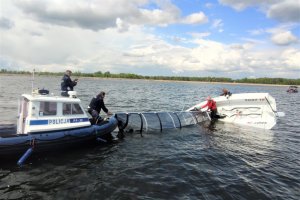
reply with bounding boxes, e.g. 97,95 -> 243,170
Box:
17,90 -> 91,134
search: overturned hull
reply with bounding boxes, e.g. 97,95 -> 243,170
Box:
187,93 -> 281,130
0,117 -> 118,157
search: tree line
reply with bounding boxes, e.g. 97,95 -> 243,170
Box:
1,68 -> 299,85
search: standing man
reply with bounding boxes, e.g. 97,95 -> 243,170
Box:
88,91 -> 112,124
61,70 -> 78,96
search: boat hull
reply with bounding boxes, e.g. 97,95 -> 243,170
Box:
187,93 -> 278,129
0,117 -> 118,157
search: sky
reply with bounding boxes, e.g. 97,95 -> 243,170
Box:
0,0 -> 299,79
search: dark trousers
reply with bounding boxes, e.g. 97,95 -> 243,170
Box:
210,109 -> 218,119
88,109 -> 103,124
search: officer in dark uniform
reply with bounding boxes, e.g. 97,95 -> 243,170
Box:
88,91 -> 112,124
61,70 -> 78,96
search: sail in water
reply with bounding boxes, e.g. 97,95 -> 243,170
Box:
115,111 -> 210,133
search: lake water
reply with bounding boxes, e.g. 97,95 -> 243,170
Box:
0,75 -> 299,199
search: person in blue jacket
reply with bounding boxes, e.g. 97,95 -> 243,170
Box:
61,70 -> 78,96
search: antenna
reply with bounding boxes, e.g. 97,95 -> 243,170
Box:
31,69 -> 35,93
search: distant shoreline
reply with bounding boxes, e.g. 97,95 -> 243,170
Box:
1,73 -> 297,87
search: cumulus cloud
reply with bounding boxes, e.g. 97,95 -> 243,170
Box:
267,0 -> 300,22
281,48 -> 300,68
248,25 -> 299,46
181,12 -> 208,24
267,0 -> 300,23
122,37 -> 300,76
271,31 -> 298,46
12,0 -> 208,30
219,0 -> 299,23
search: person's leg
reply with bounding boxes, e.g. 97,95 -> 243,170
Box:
90,110 -> 102,124
210,110 -> 217,119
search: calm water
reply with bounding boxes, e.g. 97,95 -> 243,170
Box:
0,75 -> 299,200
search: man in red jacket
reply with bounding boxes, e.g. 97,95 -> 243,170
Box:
201,96 -> 218,119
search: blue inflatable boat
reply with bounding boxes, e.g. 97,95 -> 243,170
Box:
0,90 -> 118,164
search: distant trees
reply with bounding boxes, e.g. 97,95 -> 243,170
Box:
0,69 -> 30,74
0,68 -> 299,85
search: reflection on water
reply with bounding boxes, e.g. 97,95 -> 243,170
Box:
0,75 -> 299,200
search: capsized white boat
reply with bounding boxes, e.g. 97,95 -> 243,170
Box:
187,93 -> 285,130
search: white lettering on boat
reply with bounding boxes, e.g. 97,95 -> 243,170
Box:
48,119 -> 71,125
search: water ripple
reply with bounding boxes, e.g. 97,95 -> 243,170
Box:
0,76 -> 299,199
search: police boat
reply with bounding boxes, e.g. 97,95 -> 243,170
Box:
0,89 -> 118,165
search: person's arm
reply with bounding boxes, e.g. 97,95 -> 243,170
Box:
100,100 -> 113,115
99,99 -> 109,113
71,79 -> 77,87
201,102 -> 208,109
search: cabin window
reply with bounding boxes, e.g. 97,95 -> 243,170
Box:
63,103 -> 72,115
72,104 -> 84,114
39,102 -> 57,116
63,103 -> 84,115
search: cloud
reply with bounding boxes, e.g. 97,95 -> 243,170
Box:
12,0 -> 208,30
271,31 -> 298,46
205,3 -> 214,9
0,17 -> 14,30
189,32 -> 211,39
219,0 -> 299,23
116,18 -> 129,32
219,0 -> 275,11
122,37 -> 300,77
211,19 -> 224,32
248,25 -> 299,46
248,28 -> 265,36
181,12 -> 208,24
0,0 -> 299,79
267,0 -> 300,23
281,48 -> 300,69
266,25 -> 299,46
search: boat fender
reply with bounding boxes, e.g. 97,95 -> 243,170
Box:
17,147 -> 33,166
